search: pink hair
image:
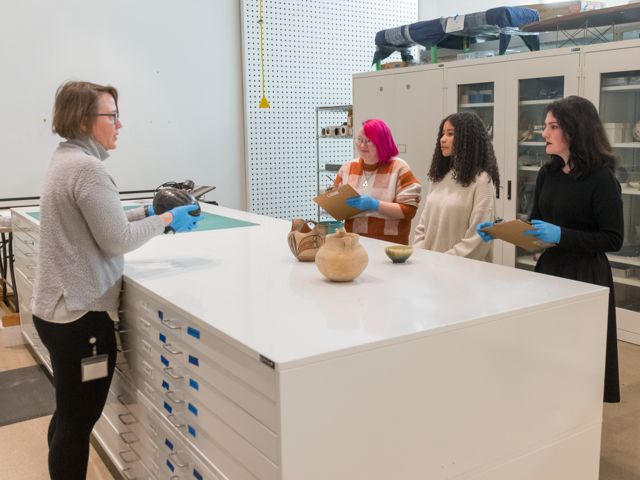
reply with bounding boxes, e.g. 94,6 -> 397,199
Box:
362,119 -> 398,164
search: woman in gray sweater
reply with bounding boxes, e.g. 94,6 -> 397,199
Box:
31,80 -> 203,480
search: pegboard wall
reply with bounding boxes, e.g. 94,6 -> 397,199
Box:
241,0 -> 417,220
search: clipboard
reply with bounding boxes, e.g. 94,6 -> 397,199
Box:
313,184 -> 361,221
481,219 -> 554,253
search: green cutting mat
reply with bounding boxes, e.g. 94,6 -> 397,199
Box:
27,208 -> 258,232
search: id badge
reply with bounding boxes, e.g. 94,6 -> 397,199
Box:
81,354 -> 109,382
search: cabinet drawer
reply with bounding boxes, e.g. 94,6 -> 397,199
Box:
93,416 -> 145,479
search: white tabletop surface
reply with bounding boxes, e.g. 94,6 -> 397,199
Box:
13,204 -> 606,368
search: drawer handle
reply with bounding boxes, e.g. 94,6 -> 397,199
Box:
169,451 -> 188,468
117,394 -> 131,406
161,318 -> 182,330
118,412 -> 138,425
117,345 -> 131,354
166,414 -> 185,429
143,364 -> 154,378
141,339 -> 152,354
165,391 -> 184,404
26,264 -> 37,270
121,466 -> 138,480
163,367 -> 183,380
144,383 -> 155,398
118,448 -> 140,464
119,431 -> 139,445
162,343 -> 183,356
139,317 -> 151,329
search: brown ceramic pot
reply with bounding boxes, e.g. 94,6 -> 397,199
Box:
287,219 -> 328,262
315,229 -> 368,282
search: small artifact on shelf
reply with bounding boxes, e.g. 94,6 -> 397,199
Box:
287,219 -> 329,262
315,229 -> 368,282
633,121 -> 640,142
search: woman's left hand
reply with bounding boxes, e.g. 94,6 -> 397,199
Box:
346,194 -> 380,211
525,219 -> 561,244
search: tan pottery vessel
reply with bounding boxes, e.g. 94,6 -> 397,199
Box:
287,219 -> 328,261
315,229 -> 368,282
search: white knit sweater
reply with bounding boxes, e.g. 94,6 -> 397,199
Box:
413,170 -> 495,261
32,138 -> 166,321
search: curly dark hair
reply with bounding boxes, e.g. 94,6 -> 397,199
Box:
544,95 -> 618,175
428,112 -> 500,189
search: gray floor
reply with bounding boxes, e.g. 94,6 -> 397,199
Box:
600,340 -> 640,479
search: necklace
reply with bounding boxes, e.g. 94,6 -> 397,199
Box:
361,170 -> 376,187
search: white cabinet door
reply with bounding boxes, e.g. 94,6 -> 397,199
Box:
353,67 -> 445,241
583,41 -> 640,345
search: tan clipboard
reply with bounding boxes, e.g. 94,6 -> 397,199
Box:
482,219 -> 554,253
313,184 -> 361,221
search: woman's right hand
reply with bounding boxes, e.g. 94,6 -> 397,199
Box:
476,221 -> 495,242
166,205 -> 205,233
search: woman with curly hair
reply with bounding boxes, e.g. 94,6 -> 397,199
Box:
478,95 -> 623,403
333,118 -> 421,245
413,111 -> 499,260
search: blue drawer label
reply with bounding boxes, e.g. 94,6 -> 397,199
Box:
163,401 -> 173,414
188,425 -> 197,438
166,459 -> 174,472
189,378 -> 199,391
193,467 -> 203,480
162,380 -> 169,391
165,438 -> 174,450
188,355 -> 199,367
188,402 -> 198,416
158,310 -> 164,321
160,355 -> 169,367
187,326 -> 201,340
159,333 -> 167,343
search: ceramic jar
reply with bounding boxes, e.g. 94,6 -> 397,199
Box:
287,219 -> 328,262
315,229 -> 368,282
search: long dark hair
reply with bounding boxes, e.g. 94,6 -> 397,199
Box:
428,112 -> 500,188
544,95 -> 618,175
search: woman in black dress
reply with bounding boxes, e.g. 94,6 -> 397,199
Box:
479,95 -> 624,403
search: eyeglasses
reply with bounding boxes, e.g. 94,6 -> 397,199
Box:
94,112 -> 120,124
355,136 -> 372,145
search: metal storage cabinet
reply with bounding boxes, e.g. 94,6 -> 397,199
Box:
11,203 -> 610,479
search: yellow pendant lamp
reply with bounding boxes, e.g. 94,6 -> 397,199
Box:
258,0 -> 270,108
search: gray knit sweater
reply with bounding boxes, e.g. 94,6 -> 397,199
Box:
32,138 -> 166,321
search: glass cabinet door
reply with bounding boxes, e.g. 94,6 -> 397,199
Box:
514,76 -> 565,270
457,82 -> 495,139
598,70 -> 640,322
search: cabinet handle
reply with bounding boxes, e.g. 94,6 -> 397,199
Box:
118,412 -> 138,425
117,394 -> 131,406
169,451 -> 188,468
507,180 -> 512,200
118,448 -> 140,464
139,317 -> 151,329
163,367 -> 184,380
121,467 -> 138,480
166,390 -> 184,404
166,414 -> 185,429
162,343 -> 183,356
119,431 -> 139,444
161,318 -> 182,330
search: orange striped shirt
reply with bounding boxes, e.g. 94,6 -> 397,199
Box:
333,157 -> 421,245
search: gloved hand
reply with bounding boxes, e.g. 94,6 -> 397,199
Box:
167,205 -> 204,233
346,194 -> 380,211
145,204 -> 155,217
524,219 -> 561,244
476,221 -> 495,242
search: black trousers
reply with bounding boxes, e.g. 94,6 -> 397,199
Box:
33,312 -> 116,480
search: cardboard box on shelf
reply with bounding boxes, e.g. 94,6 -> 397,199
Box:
521,1 -> 581,21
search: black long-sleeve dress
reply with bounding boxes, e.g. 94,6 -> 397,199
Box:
530,159 -> 624,403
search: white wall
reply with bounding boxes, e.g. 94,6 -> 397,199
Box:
418,1 -> 539,19
0,0 -> 246,209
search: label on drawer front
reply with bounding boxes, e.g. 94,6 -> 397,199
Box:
162,380 -> 170,391
158,310 -> 164,321
166,459 -> 175,472
188,425 -> 197,439
165,438 -> 174,451
187,326 -> 201,340
159,333 -> 167,344
189,378 -> 199,391
188,355 -> 199,367
259,354 -> 276,369
188,402 -> 198,416
163,401 -> 173,414
161,355 -> 170,367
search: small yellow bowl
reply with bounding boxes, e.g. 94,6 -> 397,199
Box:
385,245 -> 413,263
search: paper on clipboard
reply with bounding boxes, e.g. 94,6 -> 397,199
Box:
313,184 -> 361,221
482,219 -> 554,253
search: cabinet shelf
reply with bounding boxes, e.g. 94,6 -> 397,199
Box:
519,98 -> 562,106
459,102 -> 494,108
608,253 -> 640,267
613,142 -> 640,149
621,186 -> 640,196
519,165 -> 541,172
318,136 -> 352,140
519,141 -> 546,147
601,84 -> 640,92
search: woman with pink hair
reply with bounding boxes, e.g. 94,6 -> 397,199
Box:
332,119 -> 421,245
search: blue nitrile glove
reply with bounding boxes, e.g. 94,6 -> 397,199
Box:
524,219 -> 561,244
145,204 -> 155,217
346,194 -> 380,211
167,205 -> 205,233
476,221 -> 495,242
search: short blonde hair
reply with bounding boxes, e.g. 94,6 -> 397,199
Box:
52,81 -> 118,139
